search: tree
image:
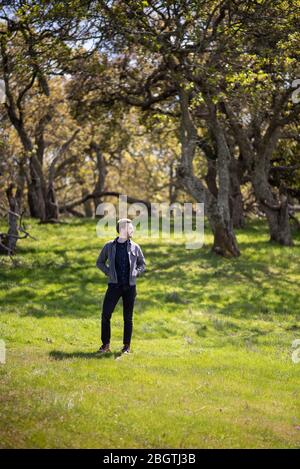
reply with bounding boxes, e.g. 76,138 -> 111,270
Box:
0,15 -> 80,221
216,1 -> 300,245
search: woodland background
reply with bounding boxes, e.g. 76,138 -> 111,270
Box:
0,0 -> 300,449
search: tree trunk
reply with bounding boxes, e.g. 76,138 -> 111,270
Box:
263,199 -> 293,246
91,142 -> 107,216
45,182 -> 59,220
206,194 -> 241,257
252,169 -> 293,246
27,181 -> 46,220
82,187 -> 94,217
0,184 -> 20,255
169,161 -> 179,204
27,155 -> 60,222
229,158 -> 245,229
222,101 -> 294,245
178,164 -> 240,256
205,93 -> 241,256
177,86 -> 240,257
204,158 -> 218,197
212,221 -> 241,256
27,153 -> 47,220
14,154 -> 27,213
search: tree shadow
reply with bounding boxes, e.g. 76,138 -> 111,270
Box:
2,217 -> 299,320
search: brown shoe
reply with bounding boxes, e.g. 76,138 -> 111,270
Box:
96,344 -> 111,354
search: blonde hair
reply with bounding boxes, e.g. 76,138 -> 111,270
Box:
116,218 -> 132,233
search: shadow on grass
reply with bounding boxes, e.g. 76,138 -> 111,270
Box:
1,217 -> 299,320
49,350 -> 124,360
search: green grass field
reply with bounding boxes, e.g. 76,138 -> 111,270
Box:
0,217 -> 300,448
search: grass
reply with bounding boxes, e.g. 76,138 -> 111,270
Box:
0,216 -> 300,448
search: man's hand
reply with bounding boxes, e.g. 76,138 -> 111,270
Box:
136,246 -> 146,276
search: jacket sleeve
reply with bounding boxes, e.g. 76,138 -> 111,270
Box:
96,243 -> 109,276
136,246 -> 146,276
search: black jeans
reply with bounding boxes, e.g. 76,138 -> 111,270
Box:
101,283 -> 137,346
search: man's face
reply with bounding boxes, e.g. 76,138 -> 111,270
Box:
119,221 -> 134,238
127,222 -> 134,238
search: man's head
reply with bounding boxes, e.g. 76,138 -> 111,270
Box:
116,218 -> 134,239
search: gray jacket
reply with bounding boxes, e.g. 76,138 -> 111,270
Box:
96,237 -> 146,286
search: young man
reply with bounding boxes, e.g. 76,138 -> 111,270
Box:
96,218 -> 146,354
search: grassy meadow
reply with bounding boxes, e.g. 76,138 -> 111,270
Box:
0,216 -> 300,448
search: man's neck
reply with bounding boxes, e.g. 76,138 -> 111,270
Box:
117,236 -> 128,243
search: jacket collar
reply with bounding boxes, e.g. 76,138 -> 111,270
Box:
113,236 -> 131,244
113,236 -> 134,251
